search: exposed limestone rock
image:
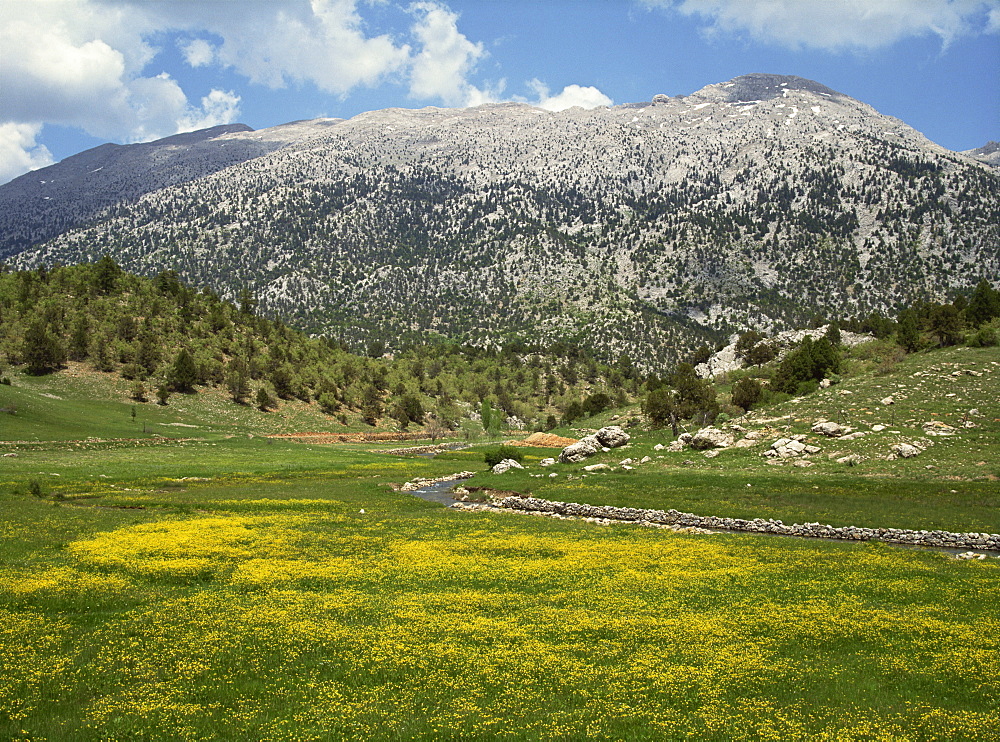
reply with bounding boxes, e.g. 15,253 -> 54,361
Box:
812,421 -> 843,437
922,421 -> 956,436
689,427 -> 735,450
492,459 -> 525,474
892,443 -> 921,458
583,463 -> 611,472
595,426 -> 630,448
559,435 -> 602,463
539,458 -> 556,467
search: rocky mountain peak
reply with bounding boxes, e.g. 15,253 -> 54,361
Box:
691,73 -> 846,103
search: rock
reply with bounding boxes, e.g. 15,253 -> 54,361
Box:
793,460 -> 814,467
667,441 -> 686,452
892,443 -> 921,458
689,427 -> 735,450
678,433 -> 693,444
819,378 -> 832,388
492,458 -> 525,474
559,435 -> 602,463
733,438 -> 758,448
618,458 -> 634,466
785,440 -> 807,453
871,424 -> 886,432
595,426 -> 630,448
839,432 -> 866,441
539,458 -> 556,467
653,443 -> 665,451
922,421 -> 956,436
583,463 -> 611,472
837,454 -> 862,465
640,456 -> 652,464
969,408 -> 981,417
772,437 -> 793,449
549,472 -> 558,478
812,421 -> 843,437
742,430 -> 766,440
881,396 -> 894,405
2,452 -> 17,457
703,450 -> 720,458
803,445 -> 821,454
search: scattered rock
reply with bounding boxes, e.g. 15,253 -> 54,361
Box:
640,456 -> 652,464
653,443 -> 665,451
539,458 -> 556,467
880,396 -> 894,406
583,463 -> 611,472
703,450 -> 720,458
872,424 -> 886,432
793,460 -> 814,468
689,427 -> 735,450
595,426 -> 630,448
892,443 -> 921,459
922,421 -> 956,436
812,421 -> 843,437
837,454 -> 862,465
492,459 -> 525,474
558,435 -> 602,464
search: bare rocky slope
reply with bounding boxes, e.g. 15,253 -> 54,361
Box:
3,73 -> 998,368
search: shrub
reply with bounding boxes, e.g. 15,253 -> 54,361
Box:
968,326 -> 998,348
484,445 -> 524,468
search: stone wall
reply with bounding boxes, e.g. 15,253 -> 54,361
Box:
493,495 -> 1000,552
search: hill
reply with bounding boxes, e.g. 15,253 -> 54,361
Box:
2,73 -> 997,368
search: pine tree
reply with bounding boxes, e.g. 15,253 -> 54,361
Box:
169,348 -> 198,392
22,318 -> 65,375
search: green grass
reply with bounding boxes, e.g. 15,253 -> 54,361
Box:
1,345 -> 999,739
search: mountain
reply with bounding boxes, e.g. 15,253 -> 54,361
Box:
964,141 -> 1000,168
3,73 -> 998,369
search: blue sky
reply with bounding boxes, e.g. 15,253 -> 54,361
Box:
1,0 -> 997,184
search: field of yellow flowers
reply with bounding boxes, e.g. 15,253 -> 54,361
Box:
2,436 -> 998,741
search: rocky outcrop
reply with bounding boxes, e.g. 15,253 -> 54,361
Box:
491,495 -> 1000,552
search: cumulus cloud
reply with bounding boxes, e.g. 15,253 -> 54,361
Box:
527,80 -> 613,111
180,38 -> 216,68
642,0 -> 1000,50
408,1 -> 495,106
0,123 -> 54,185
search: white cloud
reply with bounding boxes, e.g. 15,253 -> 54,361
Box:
0,123 -> 54,184
642,0 -> 1000,50
408,1 -> 495,106
180,38 -> 216,68
528,80 -> 613,111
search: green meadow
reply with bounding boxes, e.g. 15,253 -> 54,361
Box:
1,348 -> 999,740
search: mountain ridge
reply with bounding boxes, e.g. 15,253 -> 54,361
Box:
3,73 -> 998,368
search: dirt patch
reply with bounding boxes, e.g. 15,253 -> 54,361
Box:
269,431 -> 438,444
507,432 -> 577,448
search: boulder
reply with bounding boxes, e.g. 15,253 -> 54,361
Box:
667,440 -> 686,452
559,435 -> 602,464
881,396 -> 894,406
595,426 -> 630,448
689,427 -> 735,450
640,456 -> 652,464
892,443 -> 921,459
539,458 -> 556,467
812,421 -> 843,437
678,432 -> 693,444
492,459 -> 525,474
653,443 -> 665,451
583,463 -> 611,472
